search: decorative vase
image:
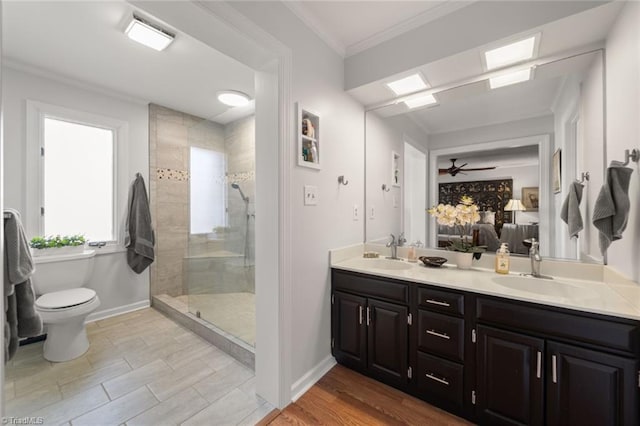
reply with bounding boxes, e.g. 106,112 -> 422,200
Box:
455,252 -> 473,269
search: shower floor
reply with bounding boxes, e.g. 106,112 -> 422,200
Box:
176,292 -> 255,347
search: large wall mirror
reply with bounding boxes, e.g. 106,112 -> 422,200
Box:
362,3 -> 618,262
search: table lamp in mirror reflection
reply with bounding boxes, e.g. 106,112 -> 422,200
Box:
504,199 -> 526,224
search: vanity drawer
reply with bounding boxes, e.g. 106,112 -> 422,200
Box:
416,352 -> 464,409
477,297 -> 640,355
417,287 -> 464,316
332,270 -> 408,304
418,310 -> 464,362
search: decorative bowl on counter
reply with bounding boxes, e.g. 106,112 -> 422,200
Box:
418,256 -> 448,268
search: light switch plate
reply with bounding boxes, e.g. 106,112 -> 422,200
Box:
353,204 -> 359,221
304,185 -> 318,206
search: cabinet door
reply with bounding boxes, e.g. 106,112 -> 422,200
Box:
477,326 -> 544,426
547,341 -> 639,426
332,291 -> 367,370
367,299 -> 408,385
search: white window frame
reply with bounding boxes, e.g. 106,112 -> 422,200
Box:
26,100 -> 129,249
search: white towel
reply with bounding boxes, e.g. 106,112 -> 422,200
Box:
560,182 -> 584,239
592,161 -> 633,255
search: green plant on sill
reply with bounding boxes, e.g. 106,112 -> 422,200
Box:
29,234 -> 86,249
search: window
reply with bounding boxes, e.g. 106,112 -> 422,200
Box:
26,101 -> 128,248
42,117 -> 115,241
190,147 -> 226,234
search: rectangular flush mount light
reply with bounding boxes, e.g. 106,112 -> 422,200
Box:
386,74 -> 428,95
489,68 -> 532,89
484,36 -> 537,70
125,15 -> 174,51
404,94 -> 437,109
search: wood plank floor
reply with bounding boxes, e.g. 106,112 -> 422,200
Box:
263,365 -> 474,425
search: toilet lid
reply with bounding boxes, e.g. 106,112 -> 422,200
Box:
36,288 -> 97,310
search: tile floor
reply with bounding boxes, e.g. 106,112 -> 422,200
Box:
4,308 -> 271,425
176,293 -> 255,346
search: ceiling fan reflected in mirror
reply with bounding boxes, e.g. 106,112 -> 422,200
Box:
439,158 -> 497,177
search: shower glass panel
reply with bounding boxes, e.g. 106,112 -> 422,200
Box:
186,115 -> 255,347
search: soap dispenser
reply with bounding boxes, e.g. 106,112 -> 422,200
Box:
495,243 -> 510,274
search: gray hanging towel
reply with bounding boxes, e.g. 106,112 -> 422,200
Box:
560,181 -> 584,239
592,161 -> 633,255
125,174 -> 155,274
4,209 -> 42,362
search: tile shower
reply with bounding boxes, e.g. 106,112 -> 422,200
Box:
149,104 -> 256,357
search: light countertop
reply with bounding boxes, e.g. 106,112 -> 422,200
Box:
331,255 -> 640,321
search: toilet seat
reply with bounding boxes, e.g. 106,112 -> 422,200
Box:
36,288 -> 97,311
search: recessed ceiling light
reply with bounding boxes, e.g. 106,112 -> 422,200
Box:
489,68 -> 532,89
404,94 -> 437,109
484,36 -> 537,70
125,15 -> 175,51
386,74 -> 428,95
217,91 -> 251,107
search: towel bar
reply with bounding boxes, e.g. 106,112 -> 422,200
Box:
576,172 -> 589,184
621,148 -> 639,166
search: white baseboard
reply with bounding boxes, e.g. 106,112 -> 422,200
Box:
290,355 -> 336,402
86,300 -> 150,323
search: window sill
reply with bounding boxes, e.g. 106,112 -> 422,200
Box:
90,244 -> 127,255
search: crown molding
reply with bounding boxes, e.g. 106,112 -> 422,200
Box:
282,1 -> 346,58
345,0 -> 477,57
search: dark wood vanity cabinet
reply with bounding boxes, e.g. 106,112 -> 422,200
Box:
331,268 -> 640,425
331,271 -> 409,387
476,325 -> 545,425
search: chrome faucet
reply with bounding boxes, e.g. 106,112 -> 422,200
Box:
386,234 -> 400,260
530,238 -> 542,278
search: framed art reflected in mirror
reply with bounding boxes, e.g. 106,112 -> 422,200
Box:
522,187 -> 539,211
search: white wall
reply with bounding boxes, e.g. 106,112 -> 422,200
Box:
229,1 -> 366,393
404,142 -> 427,245
2,66 -> 150,318
429,115 -> 554,150
580,55 -> 605,262
605,1 -> 640,282
551,75 -> 581,258
366,113 -> 429,243
439,165 -> 540,225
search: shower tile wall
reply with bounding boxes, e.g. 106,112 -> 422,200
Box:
149,104 -> 224,297
226,116 -> 255,293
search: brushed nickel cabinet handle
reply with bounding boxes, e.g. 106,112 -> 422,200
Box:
552,355 -> 557,383
359,306 -> 363,325
426,373 -> 450,386
536,351 -> 541,379
366,307 -> 371,326
426,329 -> 450,340
426,299 -> 450,307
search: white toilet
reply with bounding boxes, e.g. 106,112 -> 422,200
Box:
32,250 -> 100,362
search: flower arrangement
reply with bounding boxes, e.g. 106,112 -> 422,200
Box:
427,195 -> 486,254
30,234 -> 86,249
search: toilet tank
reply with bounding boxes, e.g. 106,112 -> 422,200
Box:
31,250 -> 96,295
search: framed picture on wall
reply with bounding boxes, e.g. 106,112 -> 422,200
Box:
522,187 -> 539,211
552,149 -> 562,193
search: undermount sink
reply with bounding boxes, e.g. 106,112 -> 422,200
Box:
491,275 -> 595,297
356,258 -> 413,271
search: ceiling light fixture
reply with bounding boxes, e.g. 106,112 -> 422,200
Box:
125,15 -> 175,51
217,91 -> 251,107
484,35 -> 537,70
489,68 -> 532,89
386,74 -> 428,96
404,94 -> 437,109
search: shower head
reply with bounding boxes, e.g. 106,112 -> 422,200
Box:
231,182 -> 249,203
